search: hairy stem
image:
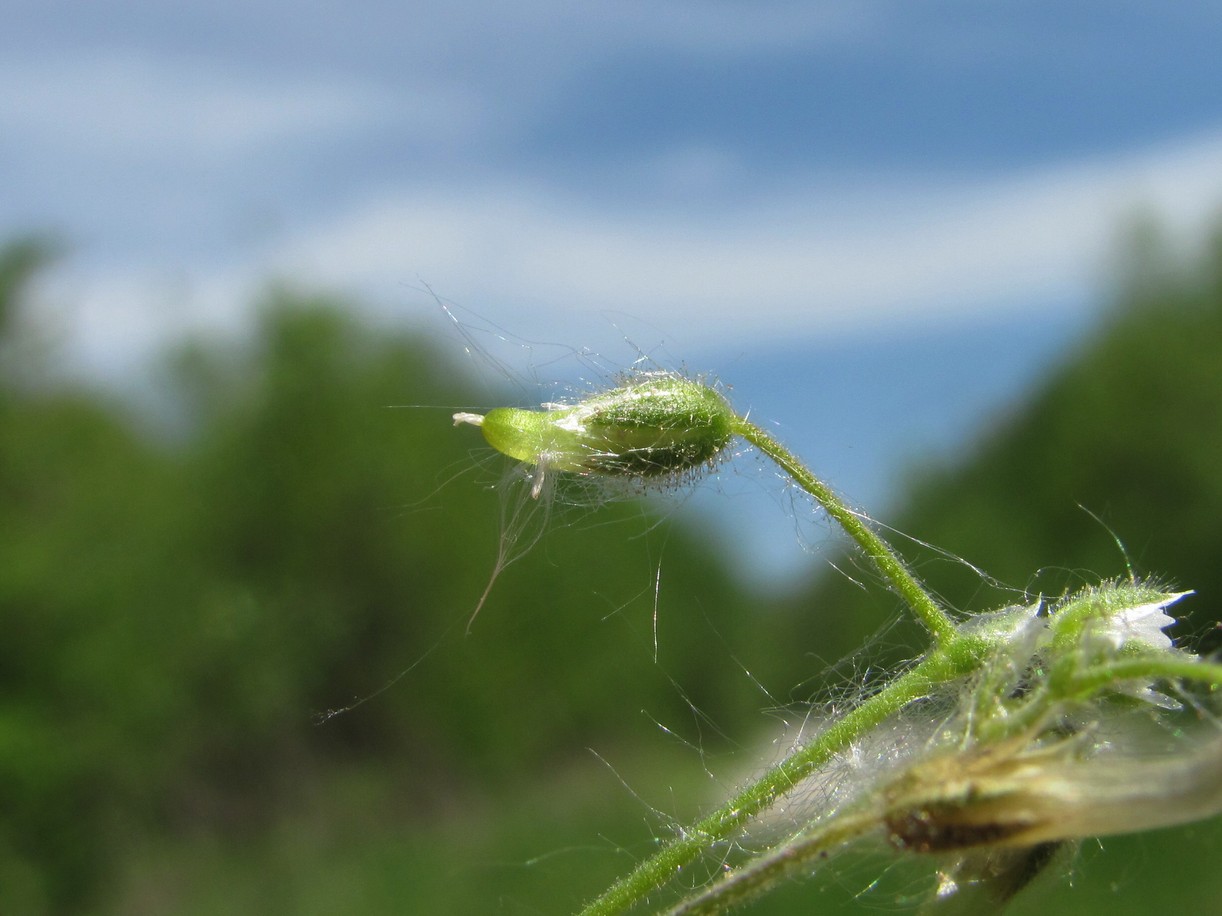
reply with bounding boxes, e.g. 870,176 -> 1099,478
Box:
666,808 -> 882,915
732,417 -> 956,643
1071,656 -> 1222,697
578,648 -> 979,915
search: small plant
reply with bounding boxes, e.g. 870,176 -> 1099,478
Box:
455,370 -> 1222,914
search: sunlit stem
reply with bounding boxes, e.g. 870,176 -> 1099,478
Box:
666,808 -> 882,915
731,417 -> 957,644
578,421 -> 971,914
577,647 -> 982,916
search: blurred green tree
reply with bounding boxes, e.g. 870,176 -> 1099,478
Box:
0,250 -> 770,914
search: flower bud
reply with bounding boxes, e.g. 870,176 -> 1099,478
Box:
454,372 -> 736,485
1049,582 -> 1189,652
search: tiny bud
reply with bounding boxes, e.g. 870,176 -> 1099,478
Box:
454,372 -> 736,485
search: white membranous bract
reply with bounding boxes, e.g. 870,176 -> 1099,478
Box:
445,307 -> 1222,914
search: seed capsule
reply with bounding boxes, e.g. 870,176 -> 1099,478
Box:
454,372 -> 736,492
883,729 -> 1222,853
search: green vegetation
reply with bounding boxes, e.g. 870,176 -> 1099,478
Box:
2,220 -> 1221,914
0,242 -> 797,914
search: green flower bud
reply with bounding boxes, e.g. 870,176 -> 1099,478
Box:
454,372 -> 736,493
1049,582 -> 1188,653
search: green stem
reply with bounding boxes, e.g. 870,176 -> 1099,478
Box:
731,417 -> 956,644
578,411 -> 979,913
577,648 -> 979,915
666,808 -> 882,915
1072,656 -> 1222,698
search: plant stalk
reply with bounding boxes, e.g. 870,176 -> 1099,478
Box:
732,417 -> 956,643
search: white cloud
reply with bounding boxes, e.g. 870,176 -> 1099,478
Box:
0,0 -> 868,168
52,124 -> 1222,383
254,127 -> 1222,347
11,4 -> 1222,378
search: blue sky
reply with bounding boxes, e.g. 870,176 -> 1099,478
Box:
6,2 -> 1222,584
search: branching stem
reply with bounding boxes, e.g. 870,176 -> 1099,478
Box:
577,648 -> 979,915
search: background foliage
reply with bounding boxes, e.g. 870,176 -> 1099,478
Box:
2,222 -> 1221,914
